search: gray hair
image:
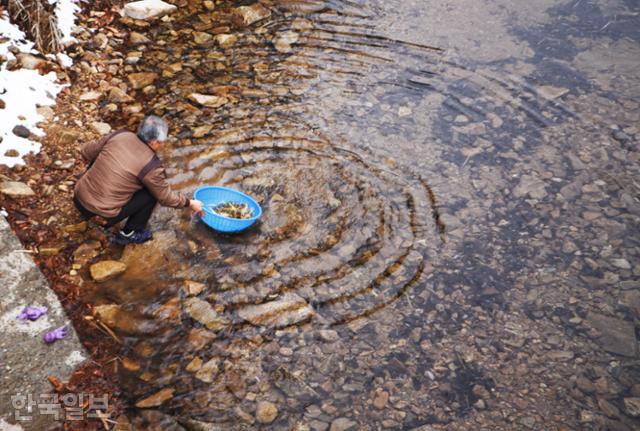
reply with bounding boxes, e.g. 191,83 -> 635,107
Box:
137,115 -> 169,144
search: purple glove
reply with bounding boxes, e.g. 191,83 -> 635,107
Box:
17,306 -> 48,321
43,326 -> 68,344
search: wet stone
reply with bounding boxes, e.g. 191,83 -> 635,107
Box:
184,297 -> 229,331
90,260 -> 127,282
623,398 -> 640,417
598,398 -> 620,418
373,391 -> 389,409
620,290 -> 640,317
587,312 -> 638,357
237,292 -> 314,328
255,401 -> 278,424
135,387 -> 175,408
514,175 -> 547,199
195,357 -> 219,383
185,357 -> 202,373
611,258 -> 631,270
329,417 -> 357,431
183,280 -> 206,296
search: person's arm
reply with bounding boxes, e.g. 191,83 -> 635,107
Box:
80,134 -> 110,163
142,166 -> 189,209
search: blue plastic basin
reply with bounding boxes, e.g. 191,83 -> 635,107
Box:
194,186 -> 262,233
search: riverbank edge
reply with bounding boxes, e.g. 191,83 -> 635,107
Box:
0,215 -> 87,431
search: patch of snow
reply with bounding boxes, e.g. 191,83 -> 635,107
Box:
56,52 -> 74,68
0,208 -> 7,217
50,0 -> 80,44
0,11 -> 71,167
64,350 -> 86,367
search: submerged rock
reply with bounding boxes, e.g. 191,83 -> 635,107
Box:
183,280 -> 206,296
587,312 -> 637,357
329,417 -> 357,431
90,260 -> 127,282
195,357 -> 219,383
237,292 -> 314,327
135,387 -> 174,408
255,401 -> 278,424
624,398 -> 640,417
184,297 -> 229,331
93,304 -> 119,327
123,0 -> 177,20
274,31 -> 299,53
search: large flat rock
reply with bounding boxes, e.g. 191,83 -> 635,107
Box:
587,312 -> 638,357
237,292 -> 314,328
0,217 -> 87,430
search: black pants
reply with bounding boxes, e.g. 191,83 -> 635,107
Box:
73,188 -> 157,233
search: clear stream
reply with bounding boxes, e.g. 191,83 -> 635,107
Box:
84,0 -> 640,429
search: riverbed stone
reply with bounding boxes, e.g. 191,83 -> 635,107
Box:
195,357 -> 219,383
194,31 -> 213,44
215,34 -> 237,49
109,87 -> 133,103
90,260 -> 127,282
623,398 -> 640,417
123,0 -> 177,20
93,304 -> 119,327
329,417 -> 357,431
274,31 -> 299,53
256,401 -> 278,424
128,72 -> 158,89
0,181 -> 35,197
189,93 -> 229,108
184,297 -> 229,331
135,387 -> 175,408
183,280 -> 206,296
237,292 -> 314,327
514,175 -> 547,199
587,312 -> 637,357
130,31 -> 151,45
231,4 -> 271,27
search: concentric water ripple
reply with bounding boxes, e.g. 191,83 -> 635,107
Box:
84,0 -> 591,424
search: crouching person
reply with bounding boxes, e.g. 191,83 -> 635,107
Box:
73,115 -> 203,245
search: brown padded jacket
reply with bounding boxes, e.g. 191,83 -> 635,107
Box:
74,130 -> 188,218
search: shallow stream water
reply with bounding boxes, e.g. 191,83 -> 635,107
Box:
84,0 -> 640,428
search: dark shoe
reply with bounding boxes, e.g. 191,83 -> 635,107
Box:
113,229 -> 153,245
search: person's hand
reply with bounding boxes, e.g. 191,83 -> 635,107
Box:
190,199 -> 204,217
